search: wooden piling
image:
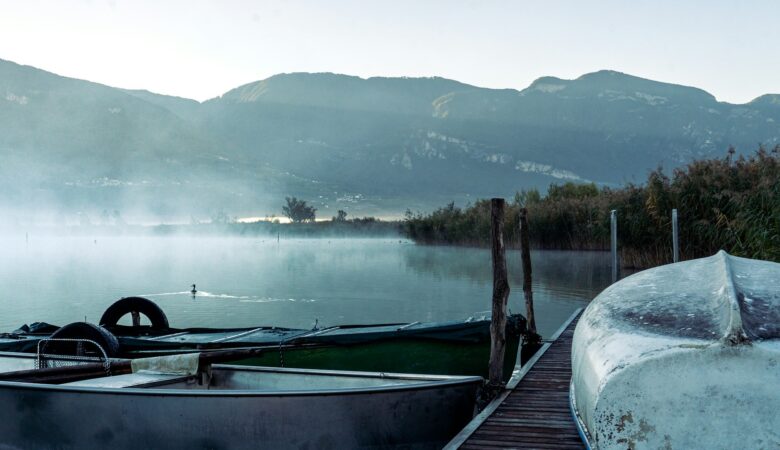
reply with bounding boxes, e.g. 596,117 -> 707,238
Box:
518,208 -> 537,336
488,198 -> 510,386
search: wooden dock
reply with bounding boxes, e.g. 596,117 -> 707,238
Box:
445,309 -> 585,450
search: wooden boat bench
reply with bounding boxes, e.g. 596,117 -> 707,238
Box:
62,372 -> 193,388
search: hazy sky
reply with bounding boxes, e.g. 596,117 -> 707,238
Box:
1,0 -> 778,103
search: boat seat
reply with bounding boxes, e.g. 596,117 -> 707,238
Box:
62,372 -> 192,388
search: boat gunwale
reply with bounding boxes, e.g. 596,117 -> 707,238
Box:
0,363 -> 484,398
569,380 -> 594,450
9,319 -> 487,340
109,318 -> 481,338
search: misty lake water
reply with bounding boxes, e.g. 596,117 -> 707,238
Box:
0,237 -> 612,337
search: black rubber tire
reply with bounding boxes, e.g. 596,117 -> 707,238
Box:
99,297 -> 169,329
47,322 -> 120,357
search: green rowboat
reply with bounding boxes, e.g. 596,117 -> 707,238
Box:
0,297 -> 529,379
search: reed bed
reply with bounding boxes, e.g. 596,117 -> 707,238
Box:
403,147 -> 780,269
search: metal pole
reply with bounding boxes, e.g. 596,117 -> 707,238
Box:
611,210 -> 618,283
672,209 -> 679,263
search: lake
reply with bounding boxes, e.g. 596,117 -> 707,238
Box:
0,236 -> 613,337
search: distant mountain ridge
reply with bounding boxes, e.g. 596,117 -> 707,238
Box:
1,58 -> 778,223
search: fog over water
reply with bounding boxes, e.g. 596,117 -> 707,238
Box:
0,236 -> 611,337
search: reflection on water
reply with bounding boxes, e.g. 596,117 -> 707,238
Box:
0,237 -> 612,337
403,247 -> 612,335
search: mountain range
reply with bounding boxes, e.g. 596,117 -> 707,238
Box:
1,58 -> 778,224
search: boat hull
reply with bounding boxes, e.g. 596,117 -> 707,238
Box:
572,252 -> 780,449
573,343 -> 780,450
0,366 -> 482,449
2,314 -> 526,378
135,337 -> 521,380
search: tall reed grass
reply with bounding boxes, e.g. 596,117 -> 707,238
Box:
403,147 -> 780,268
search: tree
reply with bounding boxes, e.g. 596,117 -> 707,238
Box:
282,197 -> 317,223
211,209 -> 233,224
112,209 -> 126,226
514,188 -> 541,208
100,209 -> 110,225
332,210 -> 348,222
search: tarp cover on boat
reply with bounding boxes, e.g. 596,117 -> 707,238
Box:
0,314 -> 527,353
572,251 -> 780,450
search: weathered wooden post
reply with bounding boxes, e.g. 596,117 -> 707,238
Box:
672,208 -> 679,263
488,198 -> 510,386
611,209 -> 618,283
518,208 -> 537,336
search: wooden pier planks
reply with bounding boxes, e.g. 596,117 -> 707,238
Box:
446,309 -> 584,450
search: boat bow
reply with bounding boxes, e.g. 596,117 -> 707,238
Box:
571,251 -> 780,449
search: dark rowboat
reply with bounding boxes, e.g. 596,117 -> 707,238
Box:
0,297 -> 528,378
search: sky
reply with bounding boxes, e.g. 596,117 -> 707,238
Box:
0,0 -> 778,104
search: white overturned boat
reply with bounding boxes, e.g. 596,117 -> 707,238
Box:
571,251 -> 780,449
0,351 -> 482,449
